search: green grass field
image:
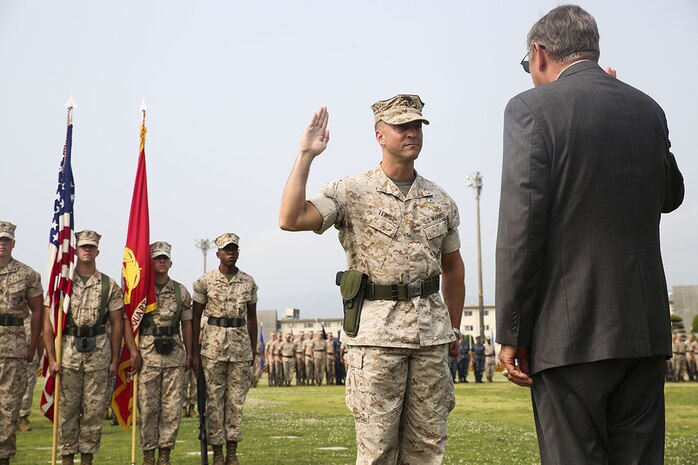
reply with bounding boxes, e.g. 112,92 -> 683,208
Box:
14,379 -> 698,464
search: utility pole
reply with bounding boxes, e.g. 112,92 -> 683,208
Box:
194,239 -> 214,274
467,172 -> 485,340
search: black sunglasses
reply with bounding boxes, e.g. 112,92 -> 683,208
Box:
520,44 -> 545,74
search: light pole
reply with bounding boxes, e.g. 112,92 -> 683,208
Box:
194,239 -> 214,274
467,172 -> 485,340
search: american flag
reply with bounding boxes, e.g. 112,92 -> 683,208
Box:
40,118 -> 76,420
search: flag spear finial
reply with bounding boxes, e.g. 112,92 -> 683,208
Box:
140,99 -> 147,124
65,95 -> 76,124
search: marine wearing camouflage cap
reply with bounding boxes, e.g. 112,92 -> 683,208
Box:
149,241 -> 172,259
371,94 -> 430,126
75,230 -> 101,247
0,221 -> 17,239
214,233 -> 239,250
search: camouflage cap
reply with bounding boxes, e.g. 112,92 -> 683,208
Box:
286,332 -> 292,337
371,94 -> 430,126
215,232 -> 240,249
76,230 -> 101,247
0,221 -> 17,239
150,241 -> 172,259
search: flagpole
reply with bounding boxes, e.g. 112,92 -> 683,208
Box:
51,307 -> 64,465
130,101 -> 147,465
50,98 -> 74,465
131,333 -> 138,465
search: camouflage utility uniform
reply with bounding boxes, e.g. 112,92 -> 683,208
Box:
193,268 -> 257,446
58,271 -> 123,457
280,337 -> 296,386
19,314 -> 40,430
304,335 -> 315,385
138,280 -> 192,453
309,165 -> 460,464
312,335 -> 326,386
0,259 -> 42,461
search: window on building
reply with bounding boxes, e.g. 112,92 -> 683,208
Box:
485,325 -> 490,330
483,310 -> 489,316
464,311 -> 473,316
464,325 -> 474,331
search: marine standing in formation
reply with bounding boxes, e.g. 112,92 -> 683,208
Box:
192,233 -> 258,465
457,336 -> 471,383
303,330 -> 314,385
43,230 -> 141,465
0,222 -> 43,465
295,331 -> 306,385
325,332 -> 336,385
265,332 -> 277,386
280,332 -> 296,387
138,241 -> 193,465
280,94 -> 465,464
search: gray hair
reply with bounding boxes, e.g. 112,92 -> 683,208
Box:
527,5 -> 600,64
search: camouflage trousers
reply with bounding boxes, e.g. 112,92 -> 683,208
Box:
20,352 -> 39,418
485,357 -> 496,380
314,353 -> 326,385
673,355 -> 687,381
202,358 -> 250,445
345,344 -> 455,465
282,357 -> 295,385
326,354 -> 336,384
59,366 -> 110,455
182,369 -> 197,408
305,356 -> 314,383
0,357 -> 27,460
296,354 -> 305,384
138,364 -> 185,450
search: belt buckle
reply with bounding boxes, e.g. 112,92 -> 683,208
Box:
407,282 -> 422,298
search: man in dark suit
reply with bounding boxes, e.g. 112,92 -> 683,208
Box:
495,5 -> 684,464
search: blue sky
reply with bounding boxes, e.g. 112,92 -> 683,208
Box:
1,1 -> 696,318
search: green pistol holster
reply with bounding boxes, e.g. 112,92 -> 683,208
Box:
336,270 -> 368,338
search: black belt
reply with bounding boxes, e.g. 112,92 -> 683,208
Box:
674,352 -> 686,355
314,349 -> 325,352
282,355 -> 294,358
65,326 -> 106,337
208,316 -> 246,328
365,276 -> 440,300
0,315 -> 23,326
485,354 -> 496,357
140,326 -> 178,336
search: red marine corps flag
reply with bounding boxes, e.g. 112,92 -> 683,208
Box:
112,102 -> 157,431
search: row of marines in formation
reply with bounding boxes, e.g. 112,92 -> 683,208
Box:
0,221 -> 258,465
264,330 -> 345,387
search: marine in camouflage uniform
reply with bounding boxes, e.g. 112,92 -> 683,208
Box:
303,331 -> 315,385
280,333 -> 296,386
138,242 -> 193,465
192,233 -> 258,465
672,334 -> 688,382
273,332 -> 284,386
266,333 -> 277,386
0,222 -> 43,465
312,332 -> 326,386
295,332 -> 306,385
326,332 -> 336,385
688,335 -> 698,382
43,230 -> 141,465
280,95 -> 465,465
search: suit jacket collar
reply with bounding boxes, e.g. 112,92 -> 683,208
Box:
558,60 -> 602,79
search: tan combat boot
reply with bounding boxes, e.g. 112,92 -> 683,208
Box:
18,415 -> 31,432
212,444 -> 225,465
226,441 -> 239,465
157,448 -> 171,465
61,454 -> 74,465
80,453 -> 93,465
143,449 -> 156,465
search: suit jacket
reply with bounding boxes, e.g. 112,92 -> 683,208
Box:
495,61 -> 684,375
